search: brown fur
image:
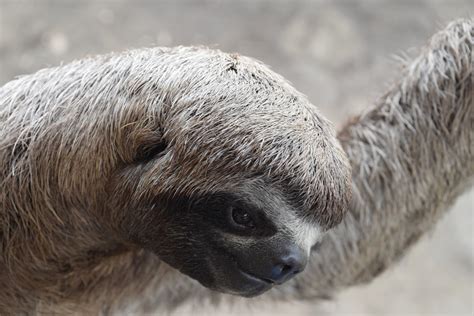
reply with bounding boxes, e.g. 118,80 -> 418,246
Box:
0,18 -> 472,314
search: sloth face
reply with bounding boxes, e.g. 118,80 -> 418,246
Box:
120,181 -> 323,297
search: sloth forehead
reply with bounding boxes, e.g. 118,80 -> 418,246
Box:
122,47 -> 352,228
162,93 -> 349,229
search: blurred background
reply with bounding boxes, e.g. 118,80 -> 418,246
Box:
0,0 -> 472,315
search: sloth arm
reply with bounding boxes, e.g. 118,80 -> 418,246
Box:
275,18 -> 473,301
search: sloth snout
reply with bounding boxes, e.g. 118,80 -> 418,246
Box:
268,246 -> 307,284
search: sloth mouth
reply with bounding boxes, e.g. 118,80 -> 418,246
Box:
234,267 -> 274,297
210,249 -> 274,297
230,255 -> 274,293
237,268 -> 274,285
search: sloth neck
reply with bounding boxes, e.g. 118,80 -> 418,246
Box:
0,214 -> 164,313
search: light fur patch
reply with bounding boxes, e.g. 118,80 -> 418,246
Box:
291,219 -> 323,255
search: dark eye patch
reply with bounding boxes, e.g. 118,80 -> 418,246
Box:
193,192 -> 277,238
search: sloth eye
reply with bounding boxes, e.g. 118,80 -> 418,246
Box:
231,207 -> 255,228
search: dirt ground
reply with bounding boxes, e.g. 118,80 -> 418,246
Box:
0,1 -> 473,315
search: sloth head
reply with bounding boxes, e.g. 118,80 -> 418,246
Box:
5,47 -> 351,297
100,48 -> 352,297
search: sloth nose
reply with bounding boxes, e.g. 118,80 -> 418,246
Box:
269,246 -> 307,284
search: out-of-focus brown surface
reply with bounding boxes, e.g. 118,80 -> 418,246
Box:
1,1 -> 472,315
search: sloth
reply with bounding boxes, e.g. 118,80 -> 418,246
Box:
0,19 -> 472,314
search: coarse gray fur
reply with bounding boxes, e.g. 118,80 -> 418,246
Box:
0,18 -> 472,314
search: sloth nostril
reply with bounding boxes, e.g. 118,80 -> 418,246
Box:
281,264 -> 292,275
270,263 -> 297,283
